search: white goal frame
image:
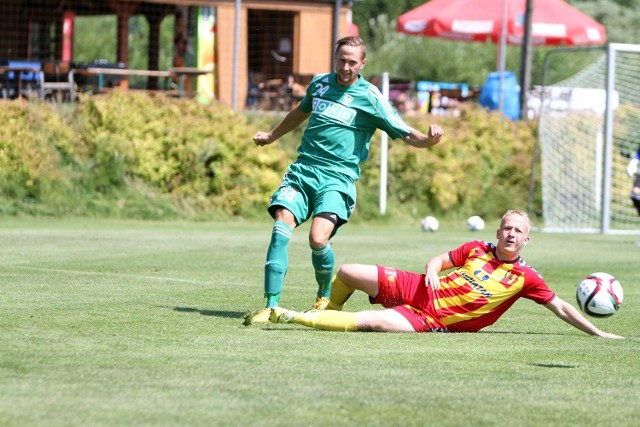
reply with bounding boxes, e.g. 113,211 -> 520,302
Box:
536,43 -> 640,234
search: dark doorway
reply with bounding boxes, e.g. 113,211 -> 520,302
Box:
248,9 -> 294,81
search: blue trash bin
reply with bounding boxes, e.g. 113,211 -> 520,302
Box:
479,71 -> 520,120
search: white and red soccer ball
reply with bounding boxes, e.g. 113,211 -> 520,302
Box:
576,272 -> 623,317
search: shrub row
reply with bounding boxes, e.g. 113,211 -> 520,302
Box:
0,93 -> 538,220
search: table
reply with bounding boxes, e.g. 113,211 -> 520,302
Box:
69,67 -> 211,98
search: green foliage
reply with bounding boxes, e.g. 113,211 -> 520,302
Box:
73,14 -> 175,87
126,15 -> 176,87
74,16 -> 117,63
614,103 -> 640,158
0,93 -> 287,218
75,92 -> 289,217
577,0 -> 640,45
0,101 -> 75,214
359,104 -> 537,220
0,93 -> 538,220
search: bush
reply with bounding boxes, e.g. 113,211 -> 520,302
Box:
0,101 -> 77,214
0,93 -> 538,221
359,103 -> 537,221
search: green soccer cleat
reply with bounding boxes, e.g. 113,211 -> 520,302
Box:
243,307 -> 272,326
304,296 -> 329,313
269,307 -> 295,324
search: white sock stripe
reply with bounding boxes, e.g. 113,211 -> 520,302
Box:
312,245 -> 332,256
273,223 -> 293,238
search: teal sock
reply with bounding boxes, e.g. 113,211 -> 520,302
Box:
311,243 -> 334,298
265,293 -> 281,309
264,221 -> 292,307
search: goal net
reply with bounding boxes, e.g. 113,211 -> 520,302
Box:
537,43 -> 640,234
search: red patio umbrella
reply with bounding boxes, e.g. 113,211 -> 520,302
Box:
397,0 -> 606,47
397,0 -> 606,119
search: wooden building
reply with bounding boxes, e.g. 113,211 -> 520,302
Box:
0,0 -> 358,108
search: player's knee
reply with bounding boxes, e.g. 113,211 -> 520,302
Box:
308,233 -> 330,248
337,264 -> 359,283
274,208 -> 297,228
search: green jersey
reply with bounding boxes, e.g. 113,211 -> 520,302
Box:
297,73 -> 412,180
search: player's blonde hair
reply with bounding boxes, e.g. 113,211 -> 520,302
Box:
335,36 -> 366,59
500,210 -> 531,233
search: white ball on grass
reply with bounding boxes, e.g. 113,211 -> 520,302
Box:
421,216 -> 439,232
467,215 -> 485,231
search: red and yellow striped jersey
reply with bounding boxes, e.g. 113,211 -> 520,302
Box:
434,240 -> 555,332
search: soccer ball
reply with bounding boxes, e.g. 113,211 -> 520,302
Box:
576,272 -> 623,317
421,216 -> 439,232
467,215 -> 485,231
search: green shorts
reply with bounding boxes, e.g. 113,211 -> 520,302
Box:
268,162 -> 356,230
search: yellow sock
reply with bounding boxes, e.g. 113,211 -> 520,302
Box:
292,310 -> 358,332
326,273 -> 354,311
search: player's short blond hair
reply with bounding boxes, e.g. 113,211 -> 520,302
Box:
500,210 -> 531,233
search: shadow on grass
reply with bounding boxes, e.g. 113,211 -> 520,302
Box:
529,362 -> 579,368
480,330 -> 570,337
172,306 -> 244,319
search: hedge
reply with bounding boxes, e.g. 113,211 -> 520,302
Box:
0,92 -> 538,221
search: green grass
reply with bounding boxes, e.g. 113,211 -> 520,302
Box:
0,217 -> 638,426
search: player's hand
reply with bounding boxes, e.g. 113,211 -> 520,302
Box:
627,158 -> 638,177
428,124 -> 444,143
597,331 -> 624,339
253,131 -> 274,147
425,272 -> 440,290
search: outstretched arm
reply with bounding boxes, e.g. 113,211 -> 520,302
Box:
544,296 -> 624,339
253,106 -> 311,147
402,124 -> 444,148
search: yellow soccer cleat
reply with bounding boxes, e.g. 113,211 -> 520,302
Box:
243,307 -> 272,326
269,307 -> 295,324
304,296 -> 329,312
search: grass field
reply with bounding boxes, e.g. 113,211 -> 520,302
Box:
1,217 -> 638,426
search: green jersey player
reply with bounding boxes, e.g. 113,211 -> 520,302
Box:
246,36 -> 444,325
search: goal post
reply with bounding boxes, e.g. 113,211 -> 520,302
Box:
535,43 -> 640,234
